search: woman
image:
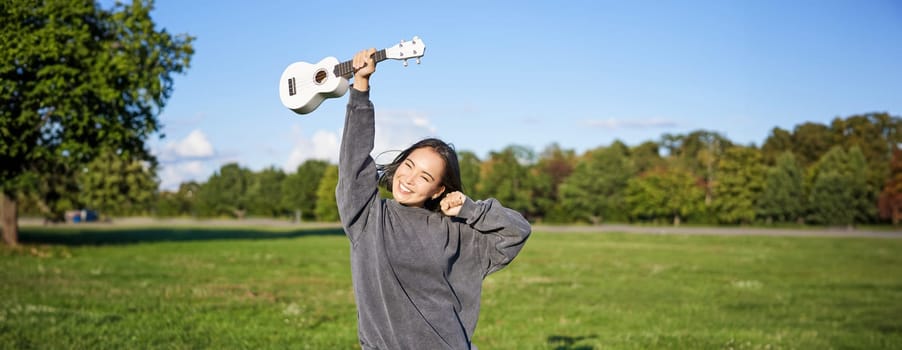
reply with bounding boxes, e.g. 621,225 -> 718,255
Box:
336,48 -> 532,349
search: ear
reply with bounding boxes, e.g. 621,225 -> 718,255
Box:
431,186 -> 446,200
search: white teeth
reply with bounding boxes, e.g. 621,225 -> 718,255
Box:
399,183 -> 412,193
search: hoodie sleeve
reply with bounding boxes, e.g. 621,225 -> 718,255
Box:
336,88 -> 379,244
456,197 -> 532,276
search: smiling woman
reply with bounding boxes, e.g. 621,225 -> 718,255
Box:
334,49 -> 531,349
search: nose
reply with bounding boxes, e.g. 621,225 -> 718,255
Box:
401,173 -> 415,185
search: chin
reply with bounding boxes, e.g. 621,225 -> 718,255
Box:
392,192 -> 412,205
394,194 -> 424,207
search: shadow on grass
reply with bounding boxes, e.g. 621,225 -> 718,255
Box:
547,334 -> 597,350
19,226 -> 345,246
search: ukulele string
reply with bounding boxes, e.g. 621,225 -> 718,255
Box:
290,68 -> 355,89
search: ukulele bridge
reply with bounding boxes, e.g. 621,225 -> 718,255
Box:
287,77 -> 296,96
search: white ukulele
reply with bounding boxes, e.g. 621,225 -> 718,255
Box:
279,36 -> 426,115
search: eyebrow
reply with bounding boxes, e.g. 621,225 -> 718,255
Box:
405,159 -> 436,182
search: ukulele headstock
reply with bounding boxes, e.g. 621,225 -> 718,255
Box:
385,36 -> 426,66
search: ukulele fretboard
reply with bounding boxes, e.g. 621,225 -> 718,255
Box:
333,49 -> 388,79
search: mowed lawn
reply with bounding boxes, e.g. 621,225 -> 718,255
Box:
1,226 -> 901,349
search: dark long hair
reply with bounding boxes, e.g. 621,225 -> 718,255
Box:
378,138 -> 463,212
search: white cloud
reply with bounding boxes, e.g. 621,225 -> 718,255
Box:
159,129 -> 215,162
154,129 -> 218,191
582,118 -> 678,129
285,126 -> 340,172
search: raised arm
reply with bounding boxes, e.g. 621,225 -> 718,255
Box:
336,49 -> 378,243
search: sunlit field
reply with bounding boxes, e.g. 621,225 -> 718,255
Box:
2,226 -> 901,349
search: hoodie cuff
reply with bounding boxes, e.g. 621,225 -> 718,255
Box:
457,197 -> 479,223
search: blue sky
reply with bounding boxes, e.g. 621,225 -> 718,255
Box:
136,0 -> 902,190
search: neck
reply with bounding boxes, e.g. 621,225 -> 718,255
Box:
333,49 -> 388,79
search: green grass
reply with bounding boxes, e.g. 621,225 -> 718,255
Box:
2,227 -> 901,349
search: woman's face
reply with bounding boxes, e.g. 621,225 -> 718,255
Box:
392,147 -> 446,207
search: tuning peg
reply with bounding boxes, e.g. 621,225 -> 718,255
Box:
416,58 -> 421,64
400,39 -> 405,47
403,59 -> 408,67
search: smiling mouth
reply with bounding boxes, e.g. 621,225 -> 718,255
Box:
398,183 -> 413,194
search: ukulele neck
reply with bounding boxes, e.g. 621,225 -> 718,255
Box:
333,49 -> 388,79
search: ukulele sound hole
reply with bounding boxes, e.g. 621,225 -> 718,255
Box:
314,69 -> 328,84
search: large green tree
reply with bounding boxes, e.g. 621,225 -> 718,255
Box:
0,0 -> 194,244
791,122 -> 835,168
711,147 -> 765,224
196,163 -> 252,218
664,130 -> 733,207
315,165 -> 340,222
532,143 -> 576,222
626,166 -> 704,226
457,151 -> 481,197
559,142 -> 634,224
879,149 -> 902,224
13,159 -> 80,222
281,159 -> 329,221
807,146 -> 873,226
758,152 -> 805,224
760,127 -> 793,165
246,166 -> 286,217
630,141 -> 664,174
831,112 -> 902,193
477,145 -> 535,218
155,181 -> 199,217
78,148 -> 158,218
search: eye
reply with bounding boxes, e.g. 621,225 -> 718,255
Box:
420,175 -> 430,182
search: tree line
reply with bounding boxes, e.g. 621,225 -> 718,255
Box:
16,112 -> 902,227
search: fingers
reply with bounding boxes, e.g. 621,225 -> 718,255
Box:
450,193 -> 463,207
440,192 -> 468,216
441,191 -> 465,208
440,193 -> 458,209
351,48 -> 376,91
353,48 -> 376,73
352,51 -> 364,71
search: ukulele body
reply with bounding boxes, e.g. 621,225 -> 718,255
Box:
279,56 -> 349,115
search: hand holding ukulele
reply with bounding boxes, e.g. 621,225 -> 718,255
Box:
352,48 -> 376,92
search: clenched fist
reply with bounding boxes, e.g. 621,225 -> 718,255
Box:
440,191 -> 468,217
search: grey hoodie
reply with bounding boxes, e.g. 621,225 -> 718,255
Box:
336,88 -> 531,349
